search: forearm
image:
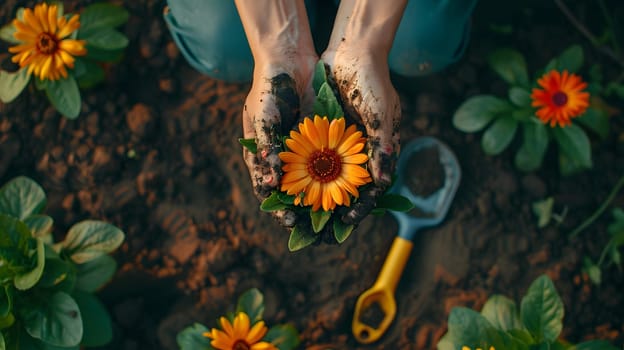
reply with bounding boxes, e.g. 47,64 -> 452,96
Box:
327,0 -> 408,53
234,0 -> 315,64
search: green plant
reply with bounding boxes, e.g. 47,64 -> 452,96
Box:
239,60 -> 413,251
0,1 -> 129,119
452,44 -> 611,175
0,176 -> 125,349
177,288 -> 299,350
437,274 -> 618,350
581,207 -> 624,285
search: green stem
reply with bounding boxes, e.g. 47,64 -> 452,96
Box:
553,0 -> 624,68
598,0 -> 622,57
569,174 -> 624,238
597,239 -> 614,267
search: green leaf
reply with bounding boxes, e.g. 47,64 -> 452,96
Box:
84,47 -> 124,62
487,48 -> 529,87
276,192 -> 295,205
376,194 -> 414,212
582,257 -> 602,285
0,176 -> 47,220
238,138 -> 257,154
288,226 -> 318,252
0,214 -> 36,279
553,124 -> 592,172
0,286 -> 12,318
72,291 -> 112,347
21,292 -> 83,347
576,108 -> 609,139
176,323 -> 212,350
83,29 -> 128,51
36,257 -> 73,289
260,192 -> 289,212
310,210 -> 331,233
61,220 -> 125,264
236,288 -> 264,323
532,197 -> 554,229
515,122 -> 549,172
0,23 -> 19,44
45,76 -> 81,119
446,307 -> 496,348
520,274 -> 564,343
0,69 -> 31,103
482,117 -> 518,155
556,45 -> 584,72
333,220 -> 354,244
0,312 -> 15,330
74,255 -> 117,292
481,295 -> 524,331
453,95 -> 510,132
23,215 -> 54,240
73,59 -> 105,89
509,87 -> 532,107
265,324 -> 300,350
312,60 -> 327,95
0,331 -> 4,349
78,3 -> 129,34
312,83 -> 343,120
14,238 -> 45,290
569,340 -> 619,350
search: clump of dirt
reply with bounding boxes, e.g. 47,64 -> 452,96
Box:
360,301 -> 386,329
404,146 -> 445,197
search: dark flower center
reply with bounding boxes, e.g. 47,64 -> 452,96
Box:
552,91 -> 568,107
36,32 -> 58,55
233,340 -> 250,350
308,149 -> 342,183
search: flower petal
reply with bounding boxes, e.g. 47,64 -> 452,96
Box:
246,321 -> 268,344
328,117 -> 346,149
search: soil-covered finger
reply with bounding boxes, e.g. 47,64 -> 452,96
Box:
340,185 -> 385,225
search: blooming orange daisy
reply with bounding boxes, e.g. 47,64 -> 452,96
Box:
530,69 -> 589,127
279,115 -> 372,212
9,3 -> 87,81
203,312 -> 277,350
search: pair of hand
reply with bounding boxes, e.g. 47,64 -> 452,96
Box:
237,0 -> 406,233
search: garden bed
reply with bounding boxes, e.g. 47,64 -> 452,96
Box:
1,0 -> 623,349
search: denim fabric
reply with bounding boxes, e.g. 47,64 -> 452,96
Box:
388,0 -> 478,76
164,0 -> 477,81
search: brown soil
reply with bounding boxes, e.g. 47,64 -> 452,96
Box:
1,0 -> 624,349
404,146 -> 445,197
359,302 -> 386,329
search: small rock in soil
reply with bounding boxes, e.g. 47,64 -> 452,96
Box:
126,103 -> 154,138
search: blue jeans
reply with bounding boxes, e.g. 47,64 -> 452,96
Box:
164,0 -> 477,82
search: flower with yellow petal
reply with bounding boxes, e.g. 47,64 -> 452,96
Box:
279,115 -> 372,212
530,69 -> 589,128
462,346 -> 495,350
203,312 -> 277,350
9,3 -> 87,81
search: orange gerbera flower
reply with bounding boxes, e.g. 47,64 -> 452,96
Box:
203,312 -> 277,350
279,116 -> 372,212
9,3 -> 87,81
530,69 -> 589,127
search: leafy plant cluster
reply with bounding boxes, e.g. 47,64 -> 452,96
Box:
581,207 -> 624,286
240,61 -> 413,251
452,44 -> 611,176
177,288 -> 299,350
0,176 -> 125,349
0,2 -> 129,119
437,275 -> 617,350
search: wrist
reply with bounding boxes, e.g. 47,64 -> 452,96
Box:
340,0 -> 408,53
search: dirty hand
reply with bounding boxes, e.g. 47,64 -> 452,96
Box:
235,0 -> 317,227
322,0 -> 407,225
241,61 -> 316,226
